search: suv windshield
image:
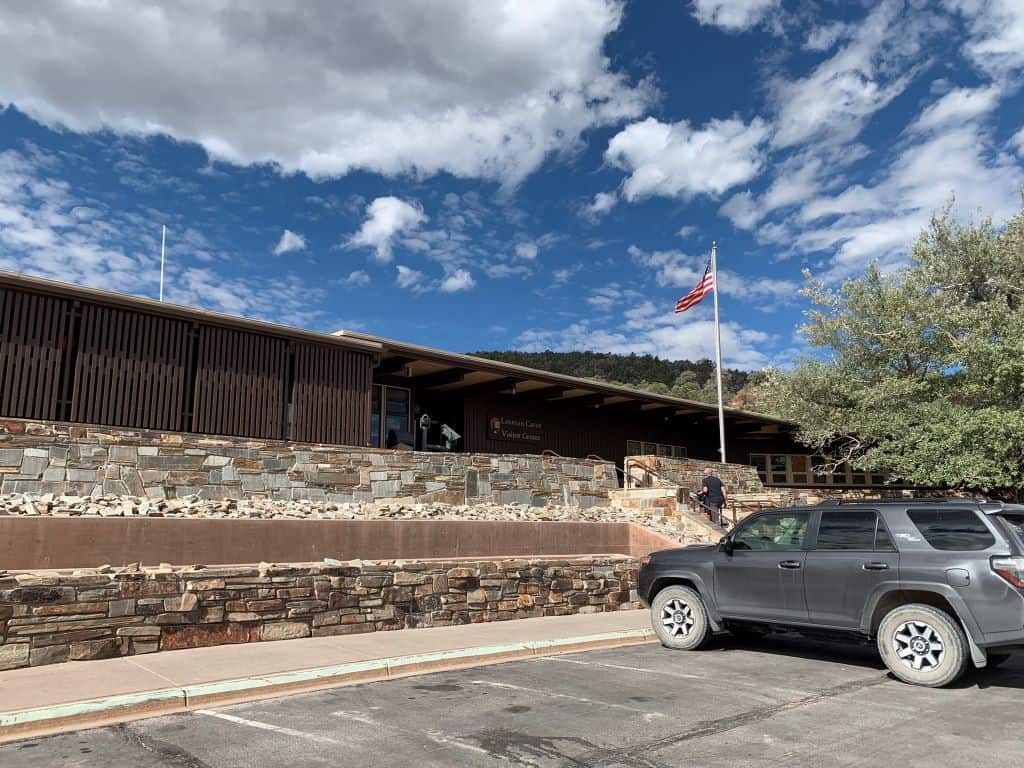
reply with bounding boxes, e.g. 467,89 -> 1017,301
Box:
998,514 -> 1024,548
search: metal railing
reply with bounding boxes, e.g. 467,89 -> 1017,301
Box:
585,455 -> 627,485
623,458 -> 680,490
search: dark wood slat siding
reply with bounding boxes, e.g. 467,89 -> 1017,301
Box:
0,288 -> 69,421
0,281 -> 378,441
192,325 -> 289,439
462,393 -> 702,468
292,342 -> 372,445
70,302 -> 192,431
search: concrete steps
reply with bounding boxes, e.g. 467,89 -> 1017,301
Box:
608,487 -> 726,544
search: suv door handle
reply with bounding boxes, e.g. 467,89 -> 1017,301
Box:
862,562 -> 890,571
778,560 -> 802,570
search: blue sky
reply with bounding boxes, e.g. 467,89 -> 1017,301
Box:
0,1 -> 1022,369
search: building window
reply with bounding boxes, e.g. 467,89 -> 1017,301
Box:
789,454 -> 810,485
770,454 -> 788,484
749,453 -> 889,487
370,385 -> 412,448
371,387 -> 381,447
626,440 -> 687,458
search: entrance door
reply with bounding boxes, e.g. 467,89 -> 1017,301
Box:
804,508 -> 899,628
714,511 -> 811,623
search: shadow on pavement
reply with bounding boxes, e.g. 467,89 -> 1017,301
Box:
705,630 -> 1024,691
701,630 -> 887,670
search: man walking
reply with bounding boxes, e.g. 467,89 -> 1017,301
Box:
699,467 -> 727,525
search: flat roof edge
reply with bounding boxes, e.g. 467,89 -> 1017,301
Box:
334,329 -> 793,426
0,271 -> 383,356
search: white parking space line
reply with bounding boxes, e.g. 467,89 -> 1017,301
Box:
195,709 -> 340,744
331,710 -> 495,759
539,655 -> 815,698
540,655 -> 707,680
470,679 -> 666,720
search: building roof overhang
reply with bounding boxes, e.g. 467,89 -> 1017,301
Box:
334,329 -> 794,434
0,270 -> 791,436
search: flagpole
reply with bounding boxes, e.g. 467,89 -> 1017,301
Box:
159,225 -> 167,302
711,240 -> 726,464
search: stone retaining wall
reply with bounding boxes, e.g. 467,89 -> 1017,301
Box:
0,418 -> 617,508
625,455 -> 764,494
0,516 -> 676,570
0,557 -> 639,670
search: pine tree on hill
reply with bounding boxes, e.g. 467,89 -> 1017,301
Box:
468,350 -> 750,405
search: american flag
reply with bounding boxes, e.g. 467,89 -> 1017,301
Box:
674,262 -> 714,313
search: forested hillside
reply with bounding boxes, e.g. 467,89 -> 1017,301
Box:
469,350 -> 757,405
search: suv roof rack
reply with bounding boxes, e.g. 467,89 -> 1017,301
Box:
826,497 -> 990,506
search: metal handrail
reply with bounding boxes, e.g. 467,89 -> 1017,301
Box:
688,495 -> 733,529
585,454 -> 627,484
623,457 -> 679,489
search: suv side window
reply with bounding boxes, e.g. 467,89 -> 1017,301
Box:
907,508 -> 996,551
732,512 -> 810,551
815,509 -> 898,552
874,517 -> 897,552
816,510 -> 876,550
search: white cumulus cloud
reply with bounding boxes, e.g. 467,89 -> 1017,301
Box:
909,84 -> 1002,133
803,21 -> 854,52
395,265 -> 425,291
516,316 -> 774,370
0,147 -> 329,327
777,115 -> 1024,281
605,116 -> 770,202
1011,126 -> 1024,157
439,269 -> 476,293
770,0 -> 932,150
690,0 -> 781,31
348,197 -> 426,263
945,0 -> 1024,76
0,1 -> 653,189
273,229 -> 306,255
581,191 -> 618,220
514,242 -> 539,261
343,269 -> 370,287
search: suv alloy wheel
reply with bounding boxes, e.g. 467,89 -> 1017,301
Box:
877,604 -> 969,687
651,585 -> 710,650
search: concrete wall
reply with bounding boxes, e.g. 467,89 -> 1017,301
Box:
0,418 -> 618,507
0,517 -> 677,571
0,557 -> 640,670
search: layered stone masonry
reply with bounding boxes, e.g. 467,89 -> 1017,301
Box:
0,418 -> 617,508
608,487 -> 726,543
625,455 -> 765,494
0,557 -> 639,670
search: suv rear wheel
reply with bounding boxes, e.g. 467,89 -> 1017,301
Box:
877,604 -> 969,687
651,585 -> 710,650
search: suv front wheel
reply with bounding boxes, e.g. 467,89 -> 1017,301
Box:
877,604 -> 969,687
651,585 -> 710,650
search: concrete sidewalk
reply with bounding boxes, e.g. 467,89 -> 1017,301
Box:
0,610 -> 654,743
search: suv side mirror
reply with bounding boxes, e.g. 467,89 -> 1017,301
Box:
719,536 -> 734,555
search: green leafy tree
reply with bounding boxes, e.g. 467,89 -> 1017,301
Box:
765,200 -> 1024,498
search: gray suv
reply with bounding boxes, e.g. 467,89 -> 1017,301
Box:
638,499 -> 1024,687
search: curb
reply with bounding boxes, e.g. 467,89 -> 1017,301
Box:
0,627 -> 656,743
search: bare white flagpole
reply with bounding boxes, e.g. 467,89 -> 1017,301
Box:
159,225 -> 167,302
711,240 -> 727,464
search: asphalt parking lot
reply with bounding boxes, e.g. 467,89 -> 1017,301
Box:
4,634 -> 1022,768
